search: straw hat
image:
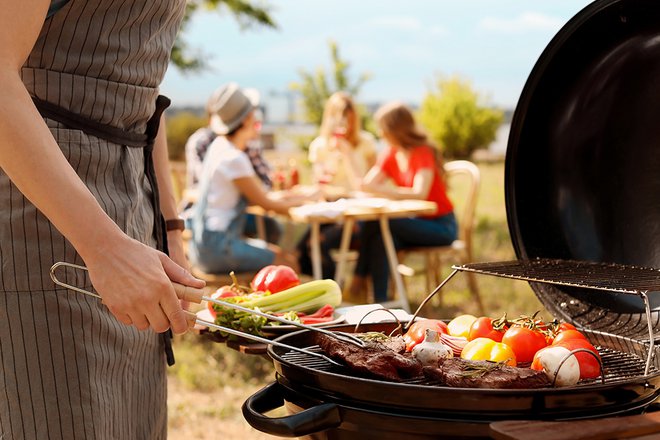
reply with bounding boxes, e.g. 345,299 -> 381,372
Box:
208,82 -> 260,135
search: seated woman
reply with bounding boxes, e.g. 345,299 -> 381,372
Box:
352,101 -> 457,302
296,92 -> 377,279
188,83 -> 308,274
184,91 -> 282,244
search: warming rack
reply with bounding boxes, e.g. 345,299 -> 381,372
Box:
411,258 -> 660,376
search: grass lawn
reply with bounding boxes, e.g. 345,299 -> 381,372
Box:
166,159 -> 549,439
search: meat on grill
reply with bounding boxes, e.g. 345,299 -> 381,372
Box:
423,358 -> 550,389
315,333 -> 422,381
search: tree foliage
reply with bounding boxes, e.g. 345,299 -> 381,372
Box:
418,75 -> 504,159
166,112 -> 208,160
172,0 -> 277,73
290,41 -> 371,126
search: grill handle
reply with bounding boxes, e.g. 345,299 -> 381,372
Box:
242,382 -> 342,437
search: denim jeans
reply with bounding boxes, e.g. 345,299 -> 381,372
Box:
355,212 -> 458,302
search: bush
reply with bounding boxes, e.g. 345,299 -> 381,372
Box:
166,111 -> 208,160
418,75 -> 503,159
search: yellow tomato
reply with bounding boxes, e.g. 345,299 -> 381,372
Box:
460,337 -> 517,366
447,314 -> 478,338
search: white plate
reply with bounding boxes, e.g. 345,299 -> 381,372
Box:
262,312 -> 346,334
196,308 -> 346,335
334,304 -> 414,325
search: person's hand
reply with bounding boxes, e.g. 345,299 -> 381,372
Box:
83,233 -> 205,334
166,229 -> 199,311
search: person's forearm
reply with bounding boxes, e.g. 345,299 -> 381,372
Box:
0,70 -> 124,262
152,114 -> 179,221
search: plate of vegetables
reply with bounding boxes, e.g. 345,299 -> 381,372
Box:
199,265 -> 344,338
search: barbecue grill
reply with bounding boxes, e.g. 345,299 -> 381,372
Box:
242,0 -> 660,437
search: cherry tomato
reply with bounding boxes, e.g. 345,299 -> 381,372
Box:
206,286 -> 239,318
554,339 -> 601,379
501,326 -> 548,364
468,317 -> 508,342
403,319 -> 449,351
552,329 -> 588,346
251,265 -> 300,294
558,322 -> 577,332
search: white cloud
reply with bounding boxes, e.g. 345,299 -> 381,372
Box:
478,12 -> 563,34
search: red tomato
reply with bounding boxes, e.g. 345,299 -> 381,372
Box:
501,326 -> 548,364
468,317 -> 508,342
558,322 -> 577,332
552,329 -> 588,346
251,265 -> 300,294
403,319 -> 449,351
555,339 -> 602,379
206,286 -> 239,318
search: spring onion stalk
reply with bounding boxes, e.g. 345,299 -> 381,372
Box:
212,279 -> 342,336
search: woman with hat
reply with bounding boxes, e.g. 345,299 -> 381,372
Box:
188,83 -> 307,274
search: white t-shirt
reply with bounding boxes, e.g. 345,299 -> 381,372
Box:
308,131 -> 377,189
201,137 -> 256,231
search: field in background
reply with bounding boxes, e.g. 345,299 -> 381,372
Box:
167,159 -> 548,439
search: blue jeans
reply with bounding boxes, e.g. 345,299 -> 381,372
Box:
191,228 -> 275,274
355,213 -> 458,302
244,213 -> 282,244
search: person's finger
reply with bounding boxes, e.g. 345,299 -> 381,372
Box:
130,314 -> 151,331
158,290 -> 188,335
160,253 -> 205,289
116,313 -> 133,326
144,305 -> 171,334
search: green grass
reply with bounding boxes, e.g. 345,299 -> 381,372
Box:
169,159 -> 549,395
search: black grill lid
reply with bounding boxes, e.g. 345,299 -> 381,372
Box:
505,0 -> 660,328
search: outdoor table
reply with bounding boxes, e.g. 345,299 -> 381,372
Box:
255,197 -> 438,312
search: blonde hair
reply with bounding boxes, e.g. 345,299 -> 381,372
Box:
319,92 -> 361,146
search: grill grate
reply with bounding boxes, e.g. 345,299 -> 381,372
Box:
453,258 -> 660,294
280,344 -> 656,386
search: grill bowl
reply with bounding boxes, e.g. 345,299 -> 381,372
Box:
267,323 -> 660,418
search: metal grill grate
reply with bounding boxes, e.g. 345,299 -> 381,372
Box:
281,344 -> 656,386
452,258 -> 660,294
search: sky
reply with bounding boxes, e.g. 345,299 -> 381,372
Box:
160,0 -> 594,123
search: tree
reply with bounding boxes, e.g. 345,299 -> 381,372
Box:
418,75 -> 504,159
172,0 -> 277,72
290,40 -> 371,126
166,112 -> 208,160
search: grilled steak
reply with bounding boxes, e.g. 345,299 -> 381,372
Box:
315,333 -> 422,381
423,358 -> 550,389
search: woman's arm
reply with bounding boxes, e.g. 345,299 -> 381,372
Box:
0,2 -> 202,334
361,162 -> 434,201
234,176 -> 299,215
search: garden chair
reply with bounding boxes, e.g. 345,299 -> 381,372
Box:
397,160 -> 485,314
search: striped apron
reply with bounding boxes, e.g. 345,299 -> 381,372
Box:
0,1 -> 186,439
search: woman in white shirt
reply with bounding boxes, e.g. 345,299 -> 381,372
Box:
188,83 -> 303,273
298,92 -> 377,280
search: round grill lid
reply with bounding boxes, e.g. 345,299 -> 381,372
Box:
505,0 -> 660,328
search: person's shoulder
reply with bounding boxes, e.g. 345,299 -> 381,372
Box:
186,126 -> 214,146
309,136 -> 328,149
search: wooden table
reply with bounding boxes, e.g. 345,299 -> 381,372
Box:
287,198 -> 438,312
490,412 -> 660,440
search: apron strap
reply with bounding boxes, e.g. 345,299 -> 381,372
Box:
32,94 -> 177,366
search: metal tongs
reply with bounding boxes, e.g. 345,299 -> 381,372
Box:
50,262 -> 364,365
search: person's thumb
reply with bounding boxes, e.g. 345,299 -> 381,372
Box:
160,253 -> 206,288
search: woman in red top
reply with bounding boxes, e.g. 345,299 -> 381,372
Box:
352,101 -> 457,302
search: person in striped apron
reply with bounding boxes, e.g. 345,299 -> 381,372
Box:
0,1 -> 205,438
